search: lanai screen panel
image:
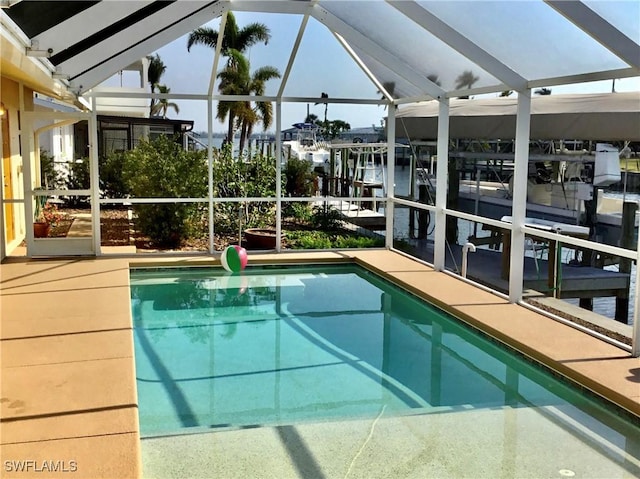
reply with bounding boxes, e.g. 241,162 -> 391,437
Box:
349,45 -> 428,100
318,0 -> 502,93
3,0 -> 638,102
418,0 -> 632,81
583,0 -> 640,44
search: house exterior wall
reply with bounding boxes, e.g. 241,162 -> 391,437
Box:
1,77 -> 33,257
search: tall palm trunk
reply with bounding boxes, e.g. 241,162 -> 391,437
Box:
239,120 -> 249,154
226,115 -> 235,147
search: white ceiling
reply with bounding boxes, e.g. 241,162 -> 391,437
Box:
2,0 -> 639,102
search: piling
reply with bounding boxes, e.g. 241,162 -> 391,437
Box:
446,158 -> 459,244
579,190 -> 598,310
615,201 -> 637,323
418,184 -> 429,239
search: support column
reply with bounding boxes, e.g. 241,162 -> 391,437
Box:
433,99 -> 449,271
508,91 -> 531,303
89,100 -> 100,255
632,203 -> 640,356
19,85 -> 35,252
275,100 -> 282,252
207,98 -> 214,254
385,105 -> 396,248
0,106 -> 4,261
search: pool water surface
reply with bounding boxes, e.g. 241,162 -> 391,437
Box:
131,264 -> 639,477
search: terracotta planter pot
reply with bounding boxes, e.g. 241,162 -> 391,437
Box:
33,222 -> 50,238
244,228 -> 278,249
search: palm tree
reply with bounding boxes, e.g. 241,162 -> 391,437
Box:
534,87 -> 552,95
147,54 -> 166,115
187,12 -> 272,143
325,119 -> 351,139
315,92 -> 329,124
187,11 -> 270,62
217,49 -> 280,152
150,85 -> 180,119
239,65 -> 280,152
455,70 -> 479,98
304,113 -> 319,124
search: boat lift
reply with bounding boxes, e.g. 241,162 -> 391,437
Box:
327,142 -> 399,229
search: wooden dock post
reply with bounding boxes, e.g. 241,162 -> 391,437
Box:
578,191 -> 598,310
410,183 -> 430,239
446,158 -> 459,244
418,184 -> 429,239
615,201 -> 637,323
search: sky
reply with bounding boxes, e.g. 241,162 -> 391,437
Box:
100,9 -> 640,135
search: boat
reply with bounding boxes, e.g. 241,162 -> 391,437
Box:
394,93 -> 640,246
409,143 -> 632,247
282,123 -> 331,171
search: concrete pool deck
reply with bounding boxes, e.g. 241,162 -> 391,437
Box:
1,250 -> 639,478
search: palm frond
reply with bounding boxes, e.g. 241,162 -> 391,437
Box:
224,49 -> 250,76
147,54 -> 166,89
187,27 -> 219,51
236,23 -> 271,49
223,12 -> 239,50
255,101 -> 273,131
251,66 -> 281,84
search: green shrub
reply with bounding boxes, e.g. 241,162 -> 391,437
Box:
39,149 -> 60,189
286,230 -> 333,249
212,146 -> 281,234
100,151 -> 129,199
285,202 -> 312,224
65,158 -> 91,207
334,234 -> 384,248
310,204 -> 343,231
67,158 -> 90,190
286,229 -> 384,249
283,157 -> 316,220
284,157 -> 316,197
122,135 -> 207,247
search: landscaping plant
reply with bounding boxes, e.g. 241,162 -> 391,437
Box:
122,135 -> 207,247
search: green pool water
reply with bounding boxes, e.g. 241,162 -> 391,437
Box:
131,264 -> 639,477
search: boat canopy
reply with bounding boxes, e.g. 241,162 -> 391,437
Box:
395,92 -> 640,141
292,123 -> 320,130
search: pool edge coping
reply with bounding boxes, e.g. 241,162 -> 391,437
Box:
2,250 -> 638,479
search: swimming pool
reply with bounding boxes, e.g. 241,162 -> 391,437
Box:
131,264 -> 640,477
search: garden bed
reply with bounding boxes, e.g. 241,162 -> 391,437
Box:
90,209 -> 382,252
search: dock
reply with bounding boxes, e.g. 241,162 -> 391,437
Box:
327,200 -> 387,230
330,203 -> 630,319
396,240 -> 631,322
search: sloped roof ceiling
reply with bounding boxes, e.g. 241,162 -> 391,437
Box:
3,0 -> 639,101
4,0 -> 226,94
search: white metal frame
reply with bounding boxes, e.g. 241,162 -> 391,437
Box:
545,0 -> 640,70
388,1 -> 527,91
4,1 -> 639,355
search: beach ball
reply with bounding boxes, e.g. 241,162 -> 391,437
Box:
221,245 -> 248,272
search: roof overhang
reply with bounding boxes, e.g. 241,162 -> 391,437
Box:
1,17 -> 72,100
